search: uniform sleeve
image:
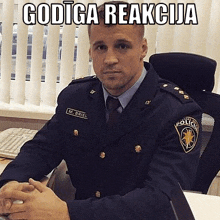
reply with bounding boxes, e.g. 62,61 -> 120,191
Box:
0,90 -> 68,186
65,107 -> 202,220
147,110 -> 202,196
0,116 -> 65,185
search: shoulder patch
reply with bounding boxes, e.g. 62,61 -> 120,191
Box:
69,75 -> 98,86
174,116 -> 199,153
160,83 -> 193,104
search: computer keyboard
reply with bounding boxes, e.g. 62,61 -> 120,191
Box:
0,128 -> 38,159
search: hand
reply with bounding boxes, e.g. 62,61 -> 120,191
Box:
0,178 -> 70,220
0,181 -> 34,215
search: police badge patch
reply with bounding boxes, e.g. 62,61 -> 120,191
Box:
174,116 -> 199,153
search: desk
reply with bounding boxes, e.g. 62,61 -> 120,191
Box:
0,158 -> 11,174
184,191 -> 220,220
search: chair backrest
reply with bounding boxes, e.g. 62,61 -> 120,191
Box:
149,52 -> 216,92
191,91 -> 220,193
47,160 -> 76,201
149,52 -> 220,194
170,184 -> 195,220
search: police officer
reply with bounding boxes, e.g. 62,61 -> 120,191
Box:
0,1 -> 202,219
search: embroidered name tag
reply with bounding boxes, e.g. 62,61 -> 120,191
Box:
66,108 -> 88,119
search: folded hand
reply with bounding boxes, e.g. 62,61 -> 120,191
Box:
0,179 -> 70,220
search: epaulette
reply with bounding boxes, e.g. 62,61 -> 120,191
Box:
69,75 -> 98,85
160,82 -> 193,104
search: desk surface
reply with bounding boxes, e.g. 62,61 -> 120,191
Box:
184,191 -> 220,220
0,130 -> 13,173
0,158 -> 11,174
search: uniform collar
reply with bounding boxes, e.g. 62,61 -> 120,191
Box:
87,62 -> 160,141
103,67 -> 147,109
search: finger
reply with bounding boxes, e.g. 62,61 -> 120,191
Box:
18,183 -> 35,192
4,199 -> 12,210
0,198 -> 5,207
29,178 -> 47,193
0,199 -> 12,214
0,190 -> 28,202
0,181 -> 19,192
7,203 -> 26,214
8,211 -> 26,220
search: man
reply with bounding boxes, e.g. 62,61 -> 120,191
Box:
0,1 -> 201,219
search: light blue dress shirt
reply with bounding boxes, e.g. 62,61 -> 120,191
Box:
103,68 -> 147,119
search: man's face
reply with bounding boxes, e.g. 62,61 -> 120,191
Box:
89,23 -> 148,96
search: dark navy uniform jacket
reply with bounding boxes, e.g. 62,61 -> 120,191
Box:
0,62 -> 202,220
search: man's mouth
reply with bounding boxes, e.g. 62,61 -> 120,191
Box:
103,70 -> 122,74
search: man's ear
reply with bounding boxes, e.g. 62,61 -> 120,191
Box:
89,48 -> 92,58
140,38 -> 148,60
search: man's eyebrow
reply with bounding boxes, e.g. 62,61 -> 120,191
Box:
92,40 -> 105,47
92,39 -> 132,47
116,39 -> 131,44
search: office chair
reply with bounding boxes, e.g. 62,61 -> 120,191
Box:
47,160 -> 76,201
149,52 -> 220,194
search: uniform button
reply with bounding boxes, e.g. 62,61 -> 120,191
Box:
184,95 -> 189,99
95,191 -> 101,198
73,129 -> 79,136
90,89 -> 96,94
163,84 -> 168,87
135,145 -> 142,153
179,90 -> 184,94
174,87 -> 179,90
145,100 -> 151,105
100,152 -> 106,159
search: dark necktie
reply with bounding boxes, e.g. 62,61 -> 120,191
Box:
106,96 -> 121,127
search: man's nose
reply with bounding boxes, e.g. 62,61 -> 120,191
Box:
104,49 -> 118,65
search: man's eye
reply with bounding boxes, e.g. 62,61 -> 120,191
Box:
116,43 -> 130,50
96,45 -> 107,50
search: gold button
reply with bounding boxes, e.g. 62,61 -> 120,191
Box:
73,129 -> 79,136
145,100 -> 151,105
179,90 -> 184,94
100,152 -> 106,159
184,95 -> 189,99
174,87 -> 179,90
95,191 -> 101,198
163,84 -> 168,87
135,145 -> 142,153
90,90 -> 96,94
